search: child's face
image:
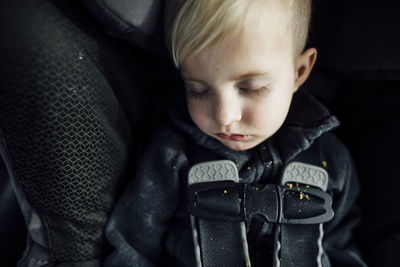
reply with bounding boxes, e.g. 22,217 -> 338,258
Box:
180,3 -> 316,151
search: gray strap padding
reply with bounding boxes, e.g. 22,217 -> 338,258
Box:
281,162 -> 328,191
188,160 -> 251,267
276,162 -> 329,267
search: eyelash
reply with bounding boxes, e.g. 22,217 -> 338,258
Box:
239,86 -> 270,98
187,90 -> 209,100
187,86 -> 270,100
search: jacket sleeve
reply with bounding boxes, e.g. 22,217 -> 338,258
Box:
319,133 -> 367,267
103,127 -> 188,267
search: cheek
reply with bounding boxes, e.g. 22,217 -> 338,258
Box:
187,100 -> 212,130
245,90 -> 292,131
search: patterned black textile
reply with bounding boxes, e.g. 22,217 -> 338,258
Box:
0,0 -> 160,263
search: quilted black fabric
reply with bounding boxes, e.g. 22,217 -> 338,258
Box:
0,0 -> 144,262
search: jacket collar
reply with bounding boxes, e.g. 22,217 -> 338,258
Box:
269,90 -> 339,163
168,89 -> 339,163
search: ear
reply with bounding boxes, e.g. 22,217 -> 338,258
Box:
294,48 -> 317,92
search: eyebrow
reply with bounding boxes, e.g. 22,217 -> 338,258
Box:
182,71 -> 272,83
232,71 -> 272,81
181,72 -> 199,82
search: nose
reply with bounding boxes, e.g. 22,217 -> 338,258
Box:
213,93 -> 242,127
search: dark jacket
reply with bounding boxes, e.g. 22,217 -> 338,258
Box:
103,90 -> 366,267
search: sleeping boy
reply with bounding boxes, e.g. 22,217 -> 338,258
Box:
104,1 -> 366,266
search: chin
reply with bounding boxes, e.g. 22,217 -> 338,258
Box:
221,140 -> 259,151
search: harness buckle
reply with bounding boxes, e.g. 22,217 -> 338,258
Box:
188,182 -> 334,224
187,181 -> 245,222
277,184 -> 334,224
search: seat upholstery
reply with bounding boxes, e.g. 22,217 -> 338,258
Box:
0,156 -> 25,265
0,0 -> 163,264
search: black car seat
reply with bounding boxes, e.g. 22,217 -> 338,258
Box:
0,0 -> 177,266
0,0 -> 399,266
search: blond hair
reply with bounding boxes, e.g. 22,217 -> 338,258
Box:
165,0 -> 312,68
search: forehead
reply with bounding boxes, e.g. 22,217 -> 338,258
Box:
181,3 -> 293,83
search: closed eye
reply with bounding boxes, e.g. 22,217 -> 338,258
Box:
239,86 -> 271,98
184,81 -> 210,100
186,89 -> 210,100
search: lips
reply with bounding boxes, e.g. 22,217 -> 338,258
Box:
216,133 -> 247,141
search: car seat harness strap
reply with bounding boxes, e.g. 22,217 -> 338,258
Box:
188,160 -> 333,267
